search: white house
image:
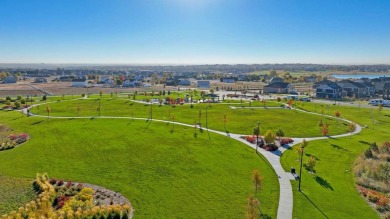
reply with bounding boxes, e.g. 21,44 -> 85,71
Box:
72,78 -> 87,87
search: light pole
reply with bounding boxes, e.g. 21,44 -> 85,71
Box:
205,106 -> 210,139
298,139 -> 307,191
98,98 -> 101,117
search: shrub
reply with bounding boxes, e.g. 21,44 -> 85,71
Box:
57,180 -> 64,186
364,149 -> 373,158
18,133 -> 29,140
280,138 -> 294,145
381,142 -> 390,153
49,178 -> 58,185
367,191 -> 379,203
21,98 -> 26,104
370,142 -> 379,152
14,101 -> 21,109
245,136 -> 256,144
82,93 -> 85,97
378,196 -> 390,207
8,134 -> 17,140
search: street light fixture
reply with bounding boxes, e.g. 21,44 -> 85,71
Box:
298,139 -> 307,191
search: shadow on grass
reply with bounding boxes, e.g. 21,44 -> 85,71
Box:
259,213 -> 272,219
305,153 -> 320,160
330,144 -> 348,151
358,140 -> 371,146
31,120 -> 44,125
300,191 -> 330,219
256,152 -> 273,172
315,176 -> 333,191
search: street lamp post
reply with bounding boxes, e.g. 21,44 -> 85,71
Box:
98,98 -> 101,117
298,139 -> 307,191
205,107 -> 210,139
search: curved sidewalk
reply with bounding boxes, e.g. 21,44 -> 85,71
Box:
21,102 -> 362,219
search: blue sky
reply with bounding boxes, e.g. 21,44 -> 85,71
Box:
0,0 -> 389,64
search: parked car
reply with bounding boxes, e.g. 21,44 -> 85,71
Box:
299,97 -> 311,102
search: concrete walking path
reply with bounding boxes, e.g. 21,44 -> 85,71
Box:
20,100 -> 362,219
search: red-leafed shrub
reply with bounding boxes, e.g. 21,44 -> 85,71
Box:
57,180 -> 64,186
280,138 -> 294,145
378,196 -> 390,207
49,178 -> 58,185
18,133 -> 29,140
245,135 -> 256,144
66,181 -> 73,188
8,134 -> 17,140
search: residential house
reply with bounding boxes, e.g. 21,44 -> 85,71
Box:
313,80 -> 342,99
371,77 -> 390,94
58,76 -> 75,82
34,77 -> 47,83
263,82 -> 293,94
72,78 -> 87,87
304,76 -> 317,83
220,77 -> 236,83
197,80 -> 211,88
178,79 -> 191,86
383,83 -> 390,99
2,76 -> 17,83
269,77 -> 284,84
336,80 -> 369,98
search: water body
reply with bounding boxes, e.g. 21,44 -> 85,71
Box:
331,74 -> 390,79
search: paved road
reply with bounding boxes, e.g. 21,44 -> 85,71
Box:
21,99 -> 362,219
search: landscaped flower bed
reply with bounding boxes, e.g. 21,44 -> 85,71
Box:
0,123 -> 29,151
354,141 -> 390,218
1,174 -> 133,219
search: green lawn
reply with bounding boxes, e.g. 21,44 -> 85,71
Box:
29,98 -> 348,137
0,111 -> 279,218
0,176 -> 36,215
280,101 -> 390,219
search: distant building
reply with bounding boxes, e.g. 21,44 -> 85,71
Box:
197,80 -> 211,88
34,77 -> 47,83
58,76 -> 75,82
2,76 -> 17,84
72,78 -> 87,87
263,82 -> 293,94
220,77 -> 236,83
313,80 -> 342,99
178,79 -> 191,86
336,80 -> 369,98
270,77 -> 284,84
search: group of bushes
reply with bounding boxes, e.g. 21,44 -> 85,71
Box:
354,142 -> 390,217
0,127 -> 29,151
242,134 -> 294,152
1,96 -> 32,110
2,174 -> 133,219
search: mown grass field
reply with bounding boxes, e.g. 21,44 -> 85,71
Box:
0,111 -> 278,218
29,97 -> 348,137
280,101 -> 390,219
0,176 -> 36,215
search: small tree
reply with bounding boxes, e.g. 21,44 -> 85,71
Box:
335,111 -> 341,125
252,169 -> 263,194
378,104 -> 383,113
306,156 -> 317,173
335,111 -> 341,118
263,130 -> 275,146
246,195 -> 260,219
276,129 -> 284,141
347,122 -> 357,138
99,90 -> 103,97
223,114 -> 227,131
14,101 -> 21,109
320,123 -> 330,136
46,106 -> 51,118
42,95 -> 47,102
